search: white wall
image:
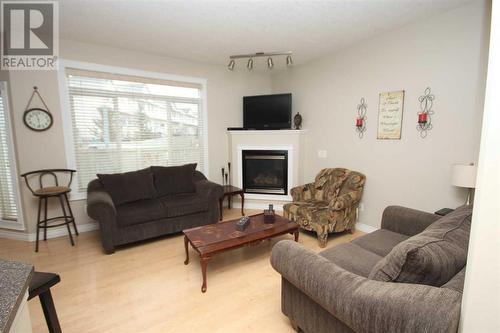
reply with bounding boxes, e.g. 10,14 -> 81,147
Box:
5,40 -> 271,233
270,0 -> 490,228
461,0 -> 500,330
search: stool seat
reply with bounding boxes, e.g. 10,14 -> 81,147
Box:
28,271 -> 61,300
34,186 -> 70,196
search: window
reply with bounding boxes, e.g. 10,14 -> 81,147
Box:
63,66 -> 207,197
0,82 -> 23,229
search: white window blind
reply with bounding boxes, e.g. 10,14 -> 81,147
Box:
65,69 -> 206,195
0,85 -> 19,222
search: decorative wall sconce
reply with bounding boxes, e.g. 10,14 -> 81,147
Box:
417,87 -> 435,138
355,98 -> 367,138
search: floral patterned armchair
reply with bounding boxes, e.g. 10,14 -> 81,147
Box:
283,168 -> 366,247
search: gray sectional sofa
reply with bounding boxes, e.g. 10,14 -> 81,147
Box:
87,164 -> 223,254
271,205 -> 472,333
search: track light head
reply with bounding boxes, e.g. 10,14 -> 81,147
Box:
227,59 -> 235,71
286,55 -> 293,66
247,58 -> 253,70
267,57 -> 274,69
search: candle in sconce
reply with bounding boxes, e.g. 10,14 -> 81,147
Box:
356,118 -> 363,127
418,113 -> 428,123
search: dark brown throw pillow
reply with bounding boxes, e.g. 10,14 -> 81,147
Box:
151,163 -> 197,197
368,205 -> 472,287
97,167 -> 156,205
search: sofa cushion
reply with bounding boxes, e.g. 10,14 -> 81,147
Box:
159,193 -> 209,218
320,243 -> 383,277
369,205 -> 472,286
151,164 -> 197,197
283,200 -> 330,227
352,229 -> 409,257
116,199 -> 166,227
97,168 -> 156,205
441,267 -> 466,293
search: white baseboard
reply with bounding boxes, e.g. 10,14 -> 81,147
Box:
354,222 -> 378,233
0,217 -> 377,242
232,201 -> 284,211
0,222 -> 99,242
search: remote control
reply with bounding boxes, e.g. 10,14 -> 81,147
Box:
236,216 -> 251,231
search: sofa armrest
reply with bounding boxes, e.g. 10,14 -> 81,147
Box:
271,240 -> 461,333
381,205 -> 441,236
87,190 -> 116,217
195,180 -> 223,201
290,183 -> 315,201
329,190 -> 362,211
86,190 -> 117,254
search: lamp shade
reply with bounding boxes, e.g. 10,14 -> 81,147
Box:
451,164 -> 477,188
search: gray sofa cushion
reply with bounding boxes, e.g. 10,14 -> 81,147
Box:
352,229 -> 409,257
97,168 -> 156,205
442,267 -> 466,293
369,205 -> 472,286
320,243 -> 382,277
160,193 -> 209,218
116,199 -> 165,227
151,164 -> 196,197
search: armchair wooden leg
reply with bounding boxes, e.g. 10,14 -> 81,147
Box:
317,232 -> 328,248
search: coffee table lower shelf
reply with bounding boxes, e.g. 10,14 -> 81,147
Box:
183,214 -> 299,293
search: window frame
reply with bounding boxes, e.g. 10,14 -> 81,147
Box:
0,81 -> 25,230
58,60 -> 209,201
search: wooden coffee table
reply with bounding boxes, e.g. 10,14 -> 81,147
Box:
183,213 -> 299,293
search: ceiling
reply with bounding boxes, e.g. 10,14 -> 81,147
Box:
59,0 -> 471,69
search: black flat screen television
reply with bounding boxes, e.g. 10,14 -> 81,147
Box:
243,93 -> 292,130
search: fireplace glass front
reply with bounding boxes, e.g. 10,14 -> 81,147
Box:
242,150 -> 288,195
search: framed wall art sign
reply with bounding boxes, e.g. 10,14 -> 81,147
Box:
377,90 -> 405,140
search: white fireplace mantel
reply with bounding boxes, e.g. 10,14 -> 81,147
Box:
227,129 -> 307,210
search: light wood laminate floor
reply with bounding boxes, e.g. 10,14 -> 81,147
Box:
0,209 -> 363,333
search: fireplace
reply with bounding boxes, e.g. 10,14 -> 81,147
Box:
242,150 -> 288,195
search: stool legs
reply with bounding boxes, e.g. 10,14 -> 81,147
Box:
39,289 -> 62,333
35,198 -> 42,252
43,197 -> 48,241
64,193 -> 78,236
35,194 -> 76,252
58,194 -> 75,246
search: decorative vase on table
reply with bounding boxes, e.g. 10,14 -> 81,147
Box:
293,113 -> 302,130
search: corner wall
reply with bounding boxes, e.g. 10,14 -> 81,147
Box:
461,0 -> 500,329
270,0 -> 490,228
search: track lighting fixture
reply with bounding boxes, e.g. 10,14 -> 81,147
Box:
227,51 -> 292,71
267,57 -> 274,69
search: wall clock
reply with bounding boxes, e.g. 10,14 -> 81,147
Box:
23,108 -> 53,131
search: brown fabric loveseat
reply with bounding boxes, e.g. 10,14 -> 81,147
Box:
87,164 -> 222,254
271,205 -> 472,333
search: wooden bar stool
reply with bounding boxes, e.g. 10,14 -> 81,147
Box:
21,169 -> 79,252
28,271 -> 62,333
